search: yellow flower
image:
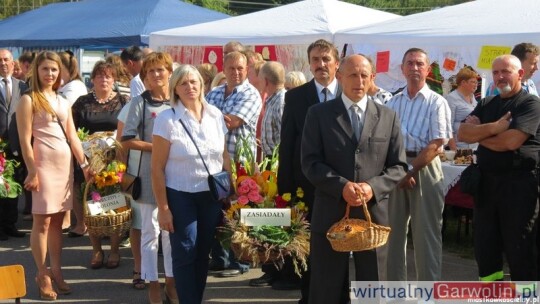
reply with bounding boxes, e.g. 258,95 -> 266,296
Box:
226,203 -> 250,220
296,187 -> 304,198
118,163 -> 126,172
266,181 -> 277,199
283,193 -> 291,202
94,174 -> 107,189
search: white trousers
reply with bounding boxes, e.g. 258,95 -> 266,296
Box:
140,203 -> 173,281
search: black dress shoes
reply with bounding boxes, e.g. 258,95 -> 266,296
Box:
249,273 -> 276,287
4,227 -> 26,238
272,279 -> 301,290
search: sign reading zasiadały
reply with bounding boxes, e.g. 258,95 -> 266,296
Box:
240,208 -> 291,226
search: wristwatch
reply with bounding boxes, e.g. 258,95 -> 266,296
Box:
80,161 -> 89,169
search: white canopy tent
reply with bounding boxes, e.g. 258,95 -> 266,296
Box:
335,0 -> 540,93
149,0 -> 400,74
150,0 -> 399,47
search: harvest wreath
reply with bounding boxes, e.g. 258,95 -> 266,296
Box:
219,140 -> 310,275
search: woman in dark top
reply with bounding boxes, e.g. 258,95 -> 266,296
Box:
72,61 -> 129,270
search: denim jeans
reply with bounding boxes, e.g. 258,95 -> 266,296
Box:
166,188 -> 222,304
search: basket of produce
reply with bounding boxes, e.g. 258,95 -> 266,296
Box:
326,198 -> 390,252
220,141 -> 310,275
80,132 -> 131,238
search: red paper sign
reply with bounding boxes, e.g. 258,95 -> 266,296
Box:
203,46 -> 223,71
255,45 -> 277,61
376,51 -> 390,73
443,58 -> 457,71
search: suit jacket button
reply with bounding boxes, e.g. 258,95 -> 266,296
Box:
355,149 -> 360,154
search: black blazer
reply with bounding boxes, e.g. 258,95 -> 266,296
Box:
277,79 -> 342,214
1,77 -> 27,156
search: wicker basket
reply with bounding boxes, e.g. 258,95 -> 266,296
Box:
82,182 -> 132,238
326,201 -> 390,252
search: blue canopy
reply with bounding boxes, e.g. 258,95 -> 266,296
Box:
0,0 -> 228,49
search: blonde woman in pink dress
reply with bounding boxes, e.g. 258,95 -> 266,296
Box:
17,51 -> 90,301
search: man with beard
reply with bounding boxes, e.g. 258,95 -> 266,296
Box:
485,42 -> 539,97
386,48 -> 452,286
458,54 -> 540,285
0,49 -> 28,240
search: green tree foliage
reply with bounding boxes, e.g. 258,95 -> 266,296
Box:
185,0 -> 232,15
0,0 -> 66,19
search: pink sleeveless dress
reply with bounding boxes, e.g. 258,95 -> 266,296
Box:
31,95 -> 74,214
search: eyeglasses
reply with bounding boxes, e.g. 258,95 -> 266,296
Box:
467,79 -> 479,85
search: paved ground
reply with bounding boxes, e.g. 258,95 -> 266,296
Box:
0,199 -> 479,303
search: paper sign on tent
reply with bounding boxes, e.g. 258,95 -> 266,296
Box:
376,51 -> 390,73
477,46 -> 511,70
203,46 -> 223,71
443,58 -> 457,71
255,45 -> 277,61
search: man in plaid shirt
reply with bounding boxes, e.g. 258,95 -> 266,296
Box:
206,50 -> 261,277
206,51 -> 262,158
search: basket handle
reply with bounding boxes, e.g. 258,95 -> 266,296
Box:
82,181 -> 92,218
343,192 -> 372,226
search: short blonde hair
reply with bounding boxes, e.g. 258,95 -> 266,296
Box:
211,72 -> 226,89
169,65 -> 205,106
285,71 -> 307,90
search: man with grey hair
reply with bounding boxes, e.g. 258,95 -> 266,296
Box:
258,61 -> 286,157
0,48 -> 28,240
459,54 -> 540,283
302,54 -> 407,303
224,41 -> 245,56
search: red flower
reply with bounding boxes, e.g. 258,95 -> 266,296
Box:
151,112 -> 157,118
236,163 -> 247,177
275,195 -> 288,208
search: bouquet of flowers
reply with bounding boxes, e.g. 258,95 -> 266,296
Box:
0,140 -> 22,198
80,132 -> 131,237
221,139 -> 310,275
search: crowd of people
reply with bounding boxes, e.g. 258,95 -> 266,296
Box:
0,38 -> 539,304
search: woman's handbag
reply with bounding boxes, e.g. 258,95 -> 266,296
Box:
178,118 -> 231,201
460,163 -> 481,196
208,171 -> 232,201
120,171 -> 142,200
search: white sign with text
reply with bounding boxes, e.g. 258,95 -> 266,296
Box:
87,192 -> 126,215
240,208 -> 291,226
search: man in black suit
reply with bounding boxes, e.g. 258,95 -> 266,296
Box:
0,49 -> 28,240
275,39 -> 341,299
301,54 -> 407,303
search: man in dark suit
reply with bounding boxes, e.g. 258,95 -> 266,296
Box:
0,49 -> 28,240
301,54 -> 407,303
268,39 -> 340,298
